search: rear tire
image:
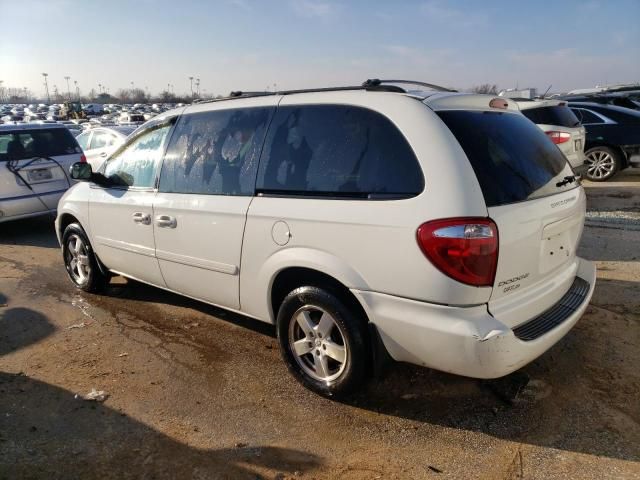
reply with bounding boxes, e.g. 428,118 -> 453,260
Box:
584,146 -> 620,181
276,286 -> 368,397
62,223 -> 109,293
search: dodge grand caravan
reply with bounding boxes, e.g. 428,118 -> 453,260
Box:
56,80 -> 596,396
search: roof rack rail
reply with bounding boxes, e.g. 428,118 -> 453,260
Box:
362,79 -> 457,93
194,79 -> 456,106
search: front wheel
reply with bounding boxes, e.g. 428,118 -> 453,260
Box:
276,286 -> 368,397
584,146 -> 621,181
62,223 -> 109,293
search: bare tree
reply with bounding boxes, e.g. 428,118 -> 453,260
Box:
471,84 -> 499,94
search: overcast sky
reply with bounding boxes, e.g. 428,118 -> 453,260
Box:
1,0 -> 638,97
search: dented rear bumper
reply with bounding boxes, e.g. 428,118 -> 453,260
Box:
352,257 -> 596,379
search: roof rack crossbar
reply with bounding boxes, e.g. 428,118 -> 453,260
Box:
362,79 -> 457,93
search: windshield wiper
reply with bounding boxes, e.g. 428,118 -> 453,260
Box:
556,175 -> 577,188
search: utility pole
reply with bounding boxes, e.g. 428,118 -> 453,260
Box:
64,76 -> 71,100
42,73 -> 50,103
189,76 -> 194,99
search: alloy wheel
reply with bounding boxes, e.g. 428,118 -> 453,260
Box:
65,234 -> 91,284
288,306 -> 348,383
585,150 -> 615,180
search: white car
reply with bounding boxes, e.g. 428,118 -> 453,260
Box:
516,99 -> 587,175
0,124 -> 84,223
55,81 -> 596,396
75,126 -> 137,170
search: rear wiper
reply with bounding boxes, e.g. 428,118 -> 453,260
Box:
556,175 -> 577,187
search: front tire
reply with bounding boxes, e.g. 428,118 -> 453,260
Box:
584,146 -> 621,181
62,223 -> 108,293
276,286 -> 368,397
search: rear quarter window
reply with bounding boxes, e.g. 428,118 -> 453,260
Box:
437,110 -> 576,207
256,105 -> 423,199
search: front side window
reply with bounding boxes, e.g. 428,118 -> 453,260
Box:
76,131 -> 91,150
103,120 -> 174,188
256,105 -> 423,198
90,132 -> 109,149
159,107 -> 273,195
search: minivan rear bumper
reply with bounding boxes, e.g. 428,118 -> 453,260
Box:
352,257 -> 596,379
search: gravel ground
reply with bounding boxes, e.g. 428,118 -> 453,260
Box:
0,172 -> 639,479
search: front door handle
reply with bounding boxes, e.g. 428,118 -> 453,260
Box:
132,212 -> 151,225
100,152 -> 108,157
155,215 -> 177,228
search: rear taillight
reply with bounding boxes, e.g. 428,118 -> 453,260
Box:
545,131 -> 571,144
417,218 -> 498,287
80,154 -> 87,163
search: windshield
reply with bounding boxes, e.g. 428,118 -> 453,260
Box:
437,110 -> 577,207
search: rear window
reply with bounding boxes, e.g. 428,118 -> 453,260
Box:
520,105 -> 580,127
437,111 -> 576,207
256,105 -> 423,199
0,128 -> 80,162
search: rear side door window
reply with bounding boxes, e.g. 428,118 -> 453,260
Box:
158,107 -> 273,196
256,105 -> 423,198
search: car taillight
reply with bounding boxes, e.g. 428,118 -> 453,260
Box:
417,218 -> 498,287
545,131 -> 571,144
80,154 -> 87,163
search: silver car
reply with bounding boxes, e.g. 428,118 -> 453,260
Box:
0,124 -> 83,223
75,126 -> 137,171
517,99 -> 586,175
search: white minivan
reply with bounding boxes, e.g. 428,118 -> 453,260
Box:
56,80 -> 596,396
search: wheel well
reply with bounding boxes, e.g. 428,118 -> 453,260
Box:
270,267 -> 369,325
58,213 -> 79,238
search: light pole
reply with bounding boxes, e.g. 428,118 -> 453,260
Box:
196,78 -> 200,97
42,73 -> 50,103
64,76 -> 71,100
0,80 -> 4,103
188,76 -> 194,99
74,80 -> 79,100
98,83 -> 102,94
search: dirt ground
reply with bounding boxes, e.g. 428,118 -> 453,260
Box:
1,170 -> 639,480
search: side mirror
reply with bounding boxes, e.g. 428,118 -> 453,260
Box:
70,162 -> 93,180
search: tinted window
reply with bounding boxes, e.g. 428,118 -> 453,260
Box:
572,108 -> 603,124
437,111 -> 575,207
520,105 -> 580,127
585,106 -> 640,125
0,128 -> 80,161
103,120 -> 174,188
257,105 -> 423,198
159,107 -> 272,195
